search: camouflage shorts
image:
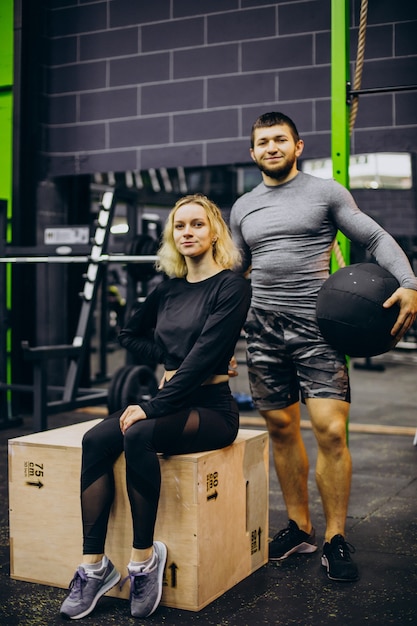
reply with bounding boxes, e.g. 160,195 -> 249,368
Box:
244,307 -> 350,410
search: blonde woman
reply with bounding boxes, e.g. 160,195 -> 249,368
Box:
60,194 -> 251,620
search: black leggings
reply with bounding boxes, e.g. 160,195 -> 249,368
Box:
80,383 -> 239,553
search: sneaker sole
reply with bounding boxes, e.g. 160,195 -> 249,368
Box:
269,541 -> 318,561
144,541 -> 167,617
321,555 -> 359,582
61,569 -> 121,620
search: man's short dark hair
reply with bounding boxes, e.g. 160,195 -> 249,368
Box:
251,112 -> 300,148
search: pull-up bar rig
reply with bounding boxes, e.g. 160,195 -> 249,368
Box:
331,0 -> 417,271
0,191 -> 158,432
346,82 -> 417,104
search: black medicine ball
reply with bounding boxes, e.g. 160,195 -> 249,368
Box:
316,263 -> 400,357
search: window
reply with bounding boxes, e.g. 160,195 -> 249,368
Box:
301,153 -> 412,190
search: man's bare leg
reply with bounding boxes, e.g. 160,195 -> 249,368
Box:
262,402 -> 313,534
306,397 -> 351,542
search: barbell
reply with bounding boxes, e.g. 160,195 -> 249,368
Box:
0,254 -> 158,264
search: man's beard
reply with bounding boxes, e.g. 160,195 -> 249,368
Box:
255,155 -> 296,182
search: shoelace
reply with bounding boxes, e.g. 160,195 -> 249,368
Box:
120,571 -> 149,599
68,567 -> 88,598
273,523 -> 301,542
334,539 -> 356,560
273,527 -> 290,541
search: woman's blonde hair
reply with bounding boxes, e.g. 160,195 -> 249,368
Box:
156,194 -> 241,278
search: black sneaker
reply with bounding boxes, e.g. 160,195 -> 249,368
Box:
269,519 -> 318,561
321,534 -> 359,581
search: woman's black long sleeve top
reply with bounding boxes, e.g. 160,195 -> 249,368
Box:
118,269 -> 251,418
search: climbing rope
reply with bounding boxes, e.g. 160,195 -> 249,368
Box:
349,0 -> 368,136
333,0 -> 368,268
332,236 -> 347,268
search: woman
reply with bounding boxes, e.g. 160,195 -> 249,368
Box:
60,194 -> 251,620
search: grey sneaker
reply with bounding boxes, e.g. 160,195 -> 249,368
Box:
121,541 -> 167,618
60,556 -> 120,620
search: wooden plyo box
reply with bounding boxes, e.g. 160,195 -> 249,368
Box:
8,420 -> 269,612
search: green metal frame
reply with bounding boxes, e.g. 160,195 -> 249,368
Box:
0,0 -> 13,226
331,0 -> 351,272
331,0 -> 351,440
0,0 -> 13,417
0,0 -> 13,223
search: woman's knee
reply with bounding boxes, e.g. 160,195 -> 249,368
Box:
82,417 -> 123,459
123,420 -> 154,456
82,426 -> 101,454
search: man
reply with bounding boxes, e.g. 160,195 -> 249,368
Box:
230,111 -> 417,582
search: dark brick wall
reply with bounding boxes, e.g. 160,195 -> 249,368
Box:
42,0 -> 417,178
13,0 -> 417,368
352,188 -> 417,239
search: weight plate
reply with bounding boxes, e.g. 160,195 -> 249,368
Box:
120,365 -> 159,408
107,365 -> 134,414
126,234 -> 159,282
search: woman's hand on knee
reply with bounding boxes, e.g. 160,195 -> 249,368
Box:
120,405 -> 147,434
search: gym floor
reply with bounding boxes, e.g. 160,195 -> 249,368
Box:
1,348 -> 416,626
